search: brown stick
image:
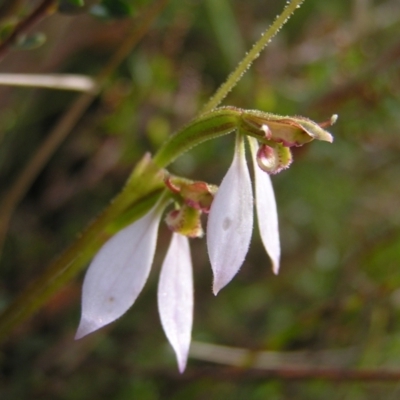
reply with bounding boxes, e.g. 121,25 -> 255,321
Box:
155,366 -> 400,382
0,0 -> 57,61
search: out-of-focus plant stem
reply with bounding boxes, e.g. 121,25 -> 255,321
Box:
0,0 -> 57,60
0,0 -> 169,256
151,365 -> 400,382
0,0 -> 24,23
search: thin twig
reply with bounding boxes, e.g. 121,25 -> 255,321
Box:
155,366 -> 400,382
0,73 -> 97,91
0,0 -> 169,255
189,341 -> 359,369
0,0 -> 57,61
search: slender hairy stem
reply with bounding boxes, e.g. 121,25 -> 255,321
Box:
200,0 -> 304,114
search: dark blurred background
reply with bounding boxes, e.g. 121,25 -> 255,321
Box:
1,0 -> 400,398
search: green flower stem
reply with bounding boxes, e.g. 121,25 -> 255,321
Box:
153,108 -> 240,167
0,157 -> 165,342
0,192 -> 163,342
200,0 -> 305,114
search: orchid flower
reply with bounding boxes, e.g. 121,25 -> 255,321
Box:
75,108 -> 334,373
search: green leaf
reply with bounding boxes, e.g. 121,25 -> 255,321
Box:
14,33 -> 46,50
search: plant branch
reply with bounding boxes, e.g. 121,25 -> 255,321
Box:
0,0 -> 57,61
0,73 -> 97,91
152,366 -> 400,382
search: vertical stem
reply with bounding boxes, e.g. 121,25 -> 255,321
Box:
200,0 -> 305,114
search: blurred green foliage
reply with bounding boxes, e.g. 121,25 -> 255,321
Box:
1,0 -> 400,398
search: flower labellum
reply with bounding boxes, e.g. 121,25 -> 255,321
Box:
165,205 -> 204,238
75,206 -> 162,339
158,233 -> 193,373
256,143 -> 292,174
207,134 -> 253,295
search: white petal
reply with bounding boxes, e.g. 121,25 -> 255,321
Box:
207,135 -> 253,294
158,233 -> 193,373
75,207 -> 162,339
249,137 -> 281,274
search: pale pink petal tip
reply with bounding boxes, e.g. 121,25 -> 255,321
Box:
212,285 -> 219,296
207,136 -> 253,294
272,259 -> 280,275
177,350 -> 189,374
158,233 -> 193,373
74,317 -> 100,340
212,278 -> 224,296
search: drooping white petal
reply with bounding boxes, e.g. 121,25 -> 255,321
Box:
249,137 -> 281,274
75,207 -> 162,339
207,135 -> 253,295
158,233 -> 193,373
